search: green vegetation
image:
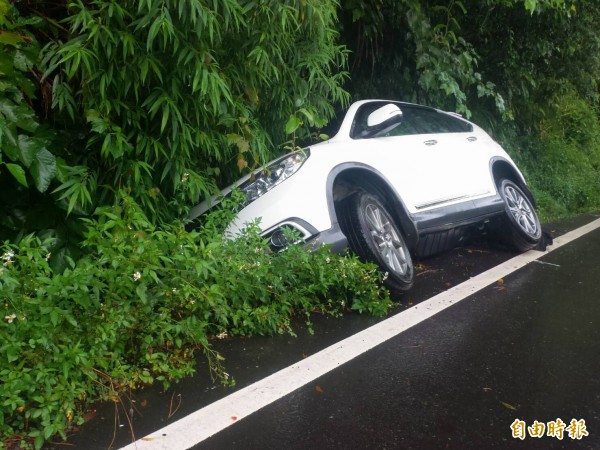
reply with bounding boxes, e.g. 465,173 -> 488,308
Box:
501,89 -> 600,220
1,193 -> 390,449
1,0 -> 348,252
1,0 -> 599,447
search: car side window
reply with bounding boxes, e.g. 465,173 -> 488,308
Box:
398,107 -> 472,134
351,103 -> 472,139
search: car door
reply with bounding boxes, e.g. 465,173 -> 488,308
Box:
351,103 -> 485,213
439,129 -> 497,201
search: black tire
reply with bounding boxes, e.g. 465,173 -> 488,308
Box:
339,192 -> 414,291
497,179 -> 542,251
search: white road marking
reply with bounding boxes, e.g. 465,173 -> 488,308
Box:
120,218 -> 600,450
532,260 -> 561,267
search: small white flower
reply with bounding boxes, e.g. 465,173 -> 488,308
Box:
4,314 -> 16,323
216,331 -> 228,339
181,173 -> 189,182
326,257 -> 331,263
45,252 -> 52,261
2,250 -> 14,266
133,271 -> 142,281
223,371 -> 230,380
382,272 -> 389,281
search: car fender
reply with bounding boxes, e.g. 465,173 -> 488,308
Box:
325,162 -> 419,249
489,156 -> 527,187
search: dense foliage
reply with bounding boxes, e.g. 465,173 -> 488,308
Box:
1,0 -> 599,447
1,0 -> 348,248
1,194 -> 390,448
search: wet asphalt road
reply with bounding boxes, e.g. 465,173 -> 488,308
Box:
50,213 -> 600,450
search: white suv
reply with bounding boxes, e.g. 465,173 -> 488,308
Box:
191,100 -> 542,291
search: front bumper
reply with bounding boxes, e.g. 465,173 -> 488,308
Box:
262,219 -> 348,253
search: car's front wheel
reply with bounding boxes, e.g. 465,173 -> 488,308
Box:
498,178 -> 542,251
339,192 -> 414,291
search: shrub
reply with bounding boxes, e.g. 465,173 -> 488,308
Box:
505,90 -> 600,221
0,193 -> 391,449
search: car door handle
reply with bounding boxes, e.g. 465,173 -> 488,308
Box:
467,136 -> 477,142
424,139 -> 438,146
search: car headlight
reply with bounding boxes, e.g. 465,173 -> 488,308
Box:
241,150 -> 309,203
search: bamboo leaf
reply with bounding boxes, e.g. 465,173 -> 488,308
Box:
161,103 -> 170,133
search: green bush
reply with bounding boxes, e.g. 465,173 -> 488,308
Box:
0,192 -> 391,449
502,90 -> 600,221
36,0 -> 349,222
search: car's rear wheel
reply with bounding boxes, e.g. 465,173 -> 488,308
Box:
498,179 -> 542,251
339,192 -> 414,291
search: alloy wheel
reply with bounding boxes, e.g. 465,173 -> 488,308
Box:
503,184 -> 539,237
364,203 -> 410,276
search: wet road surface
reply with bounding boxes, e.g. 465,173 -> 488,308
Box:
195,218 -> 600,450
49,213 -> 600,449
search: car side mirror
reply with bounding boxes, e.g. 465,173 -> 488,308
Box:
364,104 -> 403,137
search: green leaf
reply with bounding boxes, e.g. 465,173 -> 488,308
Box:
285,115 -> 302,135
5,163 -> 28,187
29,148 -> 57,192
6,346 -> 18,363
34,434 -> 44,450
0,98 -> 18,123
226,133 -> 250,153
0,31 -> 26,46
0,129 -> 19,158
54,157 -> 70,183
86,109 -> 108,133
0,99 -> 39,133
525,0 -> 537,13
298,108 -> 314,125
160,103 -> 170,133
136,284 -> 148,303
17,134 -> 43,167
14,49 -> 35,72
50,309 -> 59,326
66,315 -> 79,327
147,16 -> 162,51
0,0 -> 10,16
